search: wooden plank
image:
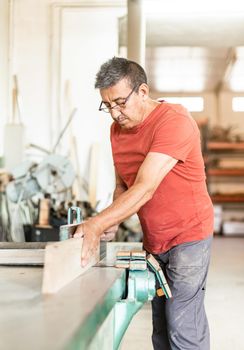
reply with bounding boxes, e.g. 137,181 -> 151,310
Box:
0,242 -> 47,249
38,198 -> 51,225
0,242 -> 46,265
42,238 -> 100,294
0,249 -> 44,265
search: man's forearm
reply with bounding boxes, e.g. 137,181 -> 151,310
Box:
113,184 -> 126,201
81,153 -> 177,237
88,182 -> 152,236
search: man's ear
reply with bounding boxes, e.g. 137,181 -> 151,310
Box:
138,83 -> 149,100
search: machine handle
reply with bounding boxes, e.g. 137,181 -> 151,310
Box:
67,206 -> 82,225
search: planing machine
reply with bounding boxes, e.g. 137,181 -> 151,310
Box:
0,208 -> 171,350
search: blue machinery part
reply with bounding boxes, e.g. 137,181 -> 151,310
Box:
114,269 -> 155,349
67,206 -> 82,225
59,206 -> 83,240
67,269 -> 156,350
58,209 -> 170,349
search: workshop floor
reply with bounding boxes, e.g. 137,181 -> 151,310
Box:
121,236 -> 244,350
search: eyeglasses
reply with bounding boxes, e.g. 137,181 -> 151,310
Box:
98,85 -> 137,113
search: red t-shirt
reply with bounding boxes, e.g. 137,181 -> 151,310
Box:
110,102 -> 214,254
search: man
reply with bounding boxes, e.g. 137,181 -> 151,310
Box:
74,57 -> 214,350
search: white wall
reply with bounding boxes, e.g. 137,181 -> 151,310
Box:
53,4 -> 125,204
218,91 -> 244,133
152,90 -> 244,135
0,0 -> 126,206
151,91 -> 218,125
0,0 -> 9,156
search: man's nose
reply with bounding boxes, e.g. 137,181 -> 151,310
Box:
110,106 -> 121,119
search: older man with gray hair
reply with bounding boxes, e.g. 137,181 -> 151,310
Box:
75,57 -> 214,350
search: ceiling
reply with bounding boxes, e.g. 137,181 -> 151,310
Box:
119,11 -> 244,93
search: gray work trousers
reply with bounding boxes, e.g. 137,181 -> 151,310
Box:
151,235 -> 213,350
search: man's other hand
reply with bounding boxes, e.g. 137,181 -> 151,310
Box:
100,224 -> 119,241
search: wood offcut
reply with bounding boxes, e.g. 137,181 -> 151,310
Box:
42,238 -> 100,294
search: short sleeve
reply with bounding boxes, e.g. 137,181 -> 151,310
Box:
149,113 -> 197,162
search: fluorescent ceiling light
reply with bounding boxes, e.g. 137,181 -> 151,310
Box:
158,97 -> 204,112
144,0 -> 244,15
232,97 -> 244,111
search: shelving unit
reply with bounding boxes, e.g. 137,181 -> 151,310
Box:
208,168 -> 244,176
205,141 -> 244,235
211,194 -> 244,204
207,142 -> 244,151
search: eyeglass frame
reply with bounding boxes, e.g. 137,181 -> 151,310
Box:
98,85 -> 138,113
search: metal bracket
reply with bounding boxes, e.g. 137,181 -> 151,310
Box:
113,269 -> 155,349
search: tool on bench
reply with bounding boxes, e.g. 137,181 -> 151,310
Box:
115,250 -> 147,270
115,249 -> 172,299
59,206 -> 83,240
147,254 -> 172,299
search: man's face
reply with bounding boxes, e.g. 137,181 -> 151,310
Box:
99,78 -> 148,129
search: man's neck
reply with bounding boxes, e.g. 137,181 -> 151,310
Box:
142,99 -> 160,122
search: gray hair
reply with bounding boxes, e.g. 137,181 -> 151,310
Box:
95,57 -> 147,91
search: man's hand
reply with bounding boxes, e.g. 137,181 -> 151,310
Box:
100,224 -> 119,241
73,220 -> 101,267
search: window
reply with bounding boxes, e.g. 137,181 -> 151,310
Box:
232,97 -> 244,112
159,97 -> 204,112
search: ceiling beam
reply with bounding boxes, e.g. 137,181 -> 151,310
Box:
215,47 -> 237,93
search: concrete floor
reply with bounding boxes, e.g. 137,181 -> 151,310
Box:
121,236 -> 244,350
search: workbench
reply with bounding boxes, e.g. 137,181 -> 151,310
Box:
0,265 -> 126,350
0,242 -> 157,349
